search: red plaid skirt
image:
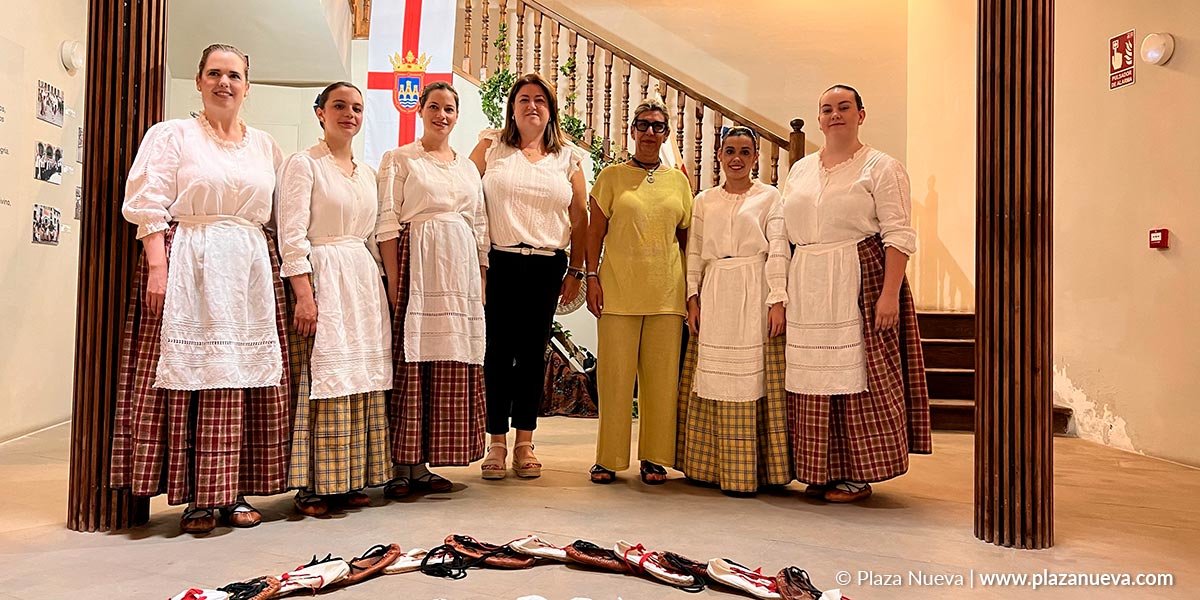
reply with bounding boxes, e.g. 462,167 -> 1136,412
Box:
389,229 -> 486,466
787,235 -> 931,485
110,224 -> 292,508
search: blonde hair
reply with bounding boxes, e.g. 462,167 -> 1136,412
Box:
197,43 -> 249,78
631,97 -> 669,122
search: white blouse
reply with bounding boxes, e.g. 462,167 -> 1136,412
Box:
376,141 -> 490,365
686,182 -> 789,305
121,116 -> 284,390
276,142 -> 392,399
780,146 -> 916,395
478,129 -> 585,249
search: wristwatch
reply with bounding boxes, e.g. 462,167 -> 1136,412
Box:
568,270 -> 586,281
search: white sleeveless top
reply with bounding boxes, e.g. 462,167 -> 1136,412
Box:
478,129 -> 585,249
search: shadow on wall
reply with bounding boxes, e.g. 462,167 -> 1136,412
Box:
910,175 -> 973,312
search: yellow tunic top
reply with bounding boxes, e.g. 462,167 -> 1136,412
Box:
592,163 -> 693,317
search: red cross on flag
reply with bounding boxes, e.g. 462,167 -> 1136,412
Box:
364,0 -> 456,167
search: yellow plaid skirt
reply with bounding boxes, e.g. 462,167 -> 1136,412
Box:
675,335 -> 793,493
286,331 -> 393,495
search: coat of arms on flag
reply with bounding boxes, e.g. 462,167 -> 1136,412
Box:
390,51 -> 429,113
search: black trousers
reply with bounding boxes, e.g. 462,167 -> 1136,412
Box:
484,248 -> 569,434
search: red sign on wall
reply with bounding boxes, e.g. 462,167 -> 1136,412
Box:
1109,30 -> 1135,90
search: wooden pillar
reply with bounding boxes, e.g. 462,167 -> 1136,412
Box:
67,0 -> 166,532
975,0 -> 1054,549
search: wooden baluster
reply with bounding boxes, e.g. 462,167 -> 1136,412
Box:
515,1 -> 525,73
769,143 -> 780,186
640,70 -> 650,102
533,11 -> 543,76
586,41 -> 596,135
752,142 -> 762,180
568,32 -> 579,115
462,0 -> 472,74
676,90 -> 686,163
693,104 -> 705,194
713,114 -> 723,186
620,63 -> 632,153
480,0 -> 490,78
603,50 -> 614,155
550,21 -> 561,90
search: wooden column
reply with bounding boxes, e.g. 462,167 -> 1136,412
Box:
67,0 -> 166,532
975,0 -> 1054,549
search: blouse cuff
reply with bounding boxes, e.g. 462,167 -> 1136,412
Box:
375,227 -> 401,243
765,290 -> 789,306
135,220 -> 170,240
478,251 -> 490,269
281,259 -> 313,278
882,232 -> 917,257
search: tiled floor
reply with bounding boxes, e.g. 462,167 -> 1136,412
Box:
0,418 -> 1195,599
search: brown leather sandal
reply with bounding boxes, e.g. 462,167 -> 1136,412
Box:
824,481 -> 872,503
216,575 -> 281,600
564,540 -> 631,573
180,507 -> 217,534
384,477 -> 411,499
327,543 -> 403,588
444,534 -> 538,569
776,566 -> 824,600
336,490 -> 372,508
220,500 -> 262,528
412,471 -> 453,493
294,491 -> 330,517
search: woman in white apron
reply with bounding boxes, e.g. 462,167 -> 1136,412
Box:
675,127 -> 792,494
277,82 -> 393,517
781,84 -> 932,503
375,82 -> 490,498
112,44 -> 290,533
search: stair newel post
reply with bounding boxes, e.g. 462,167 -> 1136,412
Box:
788,118 -> 806,166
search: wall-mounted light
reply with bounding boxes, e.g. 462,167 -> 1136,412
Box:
1140,32 -> 1175,66
60,40 -> 85,73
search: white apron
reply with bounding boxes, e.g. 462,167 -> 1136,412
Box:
784,237 -> 867,395
156,214 -> 282,390
307,234 -> 392,399
403,213 -> 486,365
694,254 -> 769,402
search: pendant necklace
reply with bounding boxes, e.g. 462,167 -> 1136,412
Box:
629,156 -> 662,184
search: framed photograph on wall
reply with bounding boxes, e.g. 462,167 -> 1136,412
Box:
36,80 -> 64,127
76,127 -> 84,163
34,141 -> 63,185
75,186 -> 82,220
32,204 -> 61,245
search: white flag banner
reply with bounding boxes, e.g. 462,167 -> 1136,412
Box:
364,0 -> 456,168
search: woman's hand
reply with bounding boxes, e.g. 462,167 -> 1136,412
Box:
586,278 -> 604,318
386,277 -> 399,311
560,275 -> 582,305
480,267 -> 488,306
874,292 -> 900,333
145,263 -> 168,318
294,294 -> 318,337
768,302 -> 786,338
686,296 -> 701,336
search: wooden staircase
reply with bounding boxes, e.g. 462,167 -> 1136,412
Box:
918,312 -> 1071,434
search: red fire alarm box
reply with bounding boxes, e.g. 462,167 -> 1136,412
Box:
1149,229 -> 1170,249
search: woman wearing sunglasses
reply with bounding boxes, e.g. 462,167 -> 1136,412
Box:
585,98 -> 693,485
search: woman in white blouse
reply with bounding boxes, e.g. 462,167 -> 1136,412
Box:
376,82 -> 490,497
277,82 -> 393,517
676,127 -> 792,494
112,44 -> 291,534
468,73 -> 588,481
781,84 -> 931,503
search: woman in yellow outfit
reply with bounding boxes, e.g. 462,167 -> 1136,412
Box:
585,98 -> 693,485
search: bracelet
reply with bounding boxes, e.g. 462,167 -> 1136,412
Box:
586,272 -> 599,279
566,266 -> 584,274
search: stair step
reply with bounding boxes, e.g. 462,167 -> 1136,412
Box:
929,399 -> 1073,435
917,311 -> 974,341
926,367 -> 974,400
921,339 -> 975,370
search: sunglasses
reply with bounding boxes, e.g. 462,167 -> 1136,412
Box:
632,119 -> 669,134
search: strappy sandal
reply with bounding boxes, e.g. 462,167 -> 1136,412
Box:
776,566 -> 826,600
220,500 -> 261,528
662,552 -> 710,584
614,541 -> 704,592
327,543 -> 404,588
707,557 -> 781,599
294,491 -> 329,517
823,481 -> 872,503
276,554 -> 350,595
443,534 -> 538,569
216,576 -> 280,600
480,442 -> 507,480
564,540 -> 630,573
335,490 -> 372,508
411,471 -> 453,493
512,441 -> 542,478
170,587 -> 227,600
509,535 -> 569,562
589,464 -> 616,484
384,476 -> 411,499
180,507 -> 217,534
640,460 -> 668,485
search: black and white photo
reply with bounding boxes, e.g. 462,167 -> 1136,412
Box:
32,203 -> 61,246
74,186 -> 82,220
34,141 -> 64,185
36,80 -> 64,127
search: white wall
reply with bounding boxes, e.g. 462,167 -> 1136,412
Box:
0,1 -> 89,441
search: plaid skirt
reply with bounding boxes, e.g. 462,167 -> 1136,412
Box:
110,224 -> 291,508
675,335 -> 792,492
286,331 -> 393,495
389,229 -> 486,467
787,235 -> 932,485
